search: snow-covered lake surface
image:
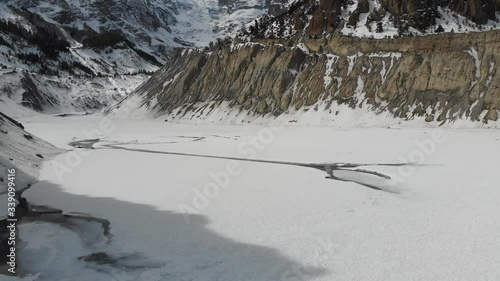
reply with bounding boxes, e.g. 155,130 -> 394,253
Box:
9,114 -> 500,281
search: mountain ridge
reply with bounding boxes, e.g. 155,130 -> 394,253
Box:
0,0 -> 288,115
108,29 -> 500,126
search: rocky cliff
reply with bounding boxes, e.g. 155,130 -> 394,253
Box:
109,30 -> 500,125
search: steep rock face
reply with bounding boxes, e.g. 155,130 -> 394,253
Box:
306,0 -> 343,36
110,30 -> 500,124
383,0 -> 497,25
445,0 -> 496,24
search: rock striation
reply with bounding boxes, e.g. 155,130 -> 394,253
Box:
110,30 -> 500,124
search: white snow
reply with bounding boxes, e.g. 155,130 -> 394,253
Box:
487,58 -> 495,86
346,52 -> 361,76
341,1 -> 399,39
5,114 -> 500,281
111,95 -> 500,129
295,43 -> 311,54
0,113 -> 60,220
323,54 -> 339,89
355,75 -> 365,103
466,46 -> 482,90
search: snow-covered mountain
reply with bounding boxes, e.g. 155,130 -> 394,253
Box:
3,0 -> 500,117
246,0 -> 500,39
211,0 -> 292,37
0,0 -> 284,115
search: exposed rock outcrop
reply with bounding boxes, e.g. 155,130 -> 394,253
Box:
110,30 -> 500,124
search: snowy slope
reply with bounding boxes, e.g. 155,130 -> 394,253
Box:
0,1 -> 162,115
0,0 -> 284,115
0,71 -> 149,117
0,112 -> 60,220
206,0 -> 292,38
250,0 -> 500,39
4,0 -> 283,55
340,1 -> 500,39
112,98 -> 500,129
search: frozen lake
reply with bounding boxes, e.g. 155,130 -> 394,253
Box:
9,114 -> 500,281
